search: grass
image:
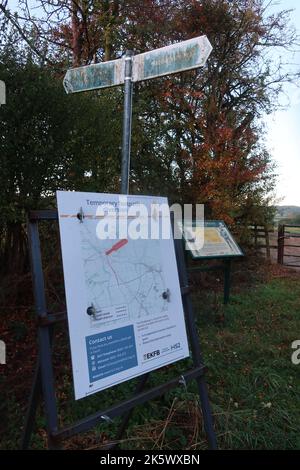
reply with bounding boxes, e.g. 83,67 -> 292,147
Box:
1,271 -> 300,450
196,277 -> 300,449
285,227 -> 300,235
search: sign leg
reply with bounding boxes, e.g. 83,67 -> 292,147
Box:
184,294 -> 218,449
174,233 -> 217,449
27,219 -> 61,449
21,359 -> 42,449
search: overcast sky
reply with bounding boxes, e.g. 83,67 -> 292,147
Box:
6,1 -> 300,206
266,0 -> 300,206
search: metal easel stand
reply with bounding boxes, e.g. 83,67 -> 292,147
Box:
21,210 -> 217,450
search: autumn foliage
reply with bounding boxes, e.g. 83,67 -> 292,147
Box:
0,0 -> 298,275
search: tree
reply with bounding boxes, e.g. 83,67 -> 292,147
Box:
0,49 -> 123,274
125,0 -> 297,225
0,1 -> 129,66
0,0 -> 299,229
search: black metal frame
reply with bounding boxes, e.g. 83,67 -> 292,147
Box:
22,209 -> 217,450
183,220 -> 243,305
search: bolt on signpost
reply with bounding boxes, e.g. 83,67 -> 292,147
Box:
63,35 -> 213,195
23,35 -> 217,451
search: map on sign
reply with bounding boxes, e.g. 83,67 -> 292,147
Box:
57,191 -> 189,400
183,220 -> 243,259
80,221 -> 168,328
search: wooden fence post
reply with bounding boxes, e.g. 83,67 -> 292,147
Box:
277,225 -> 284,265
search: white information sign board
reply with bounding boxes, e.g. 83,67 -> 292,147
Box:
57,191 -> 189,400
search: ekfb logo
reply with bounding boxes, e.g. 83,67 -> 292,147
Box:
143,349 -> 160,361
0,80 -> 6,106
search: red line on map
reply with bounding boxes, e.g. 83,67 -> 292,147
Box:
106,256 -> 120,285
105,239 -> 128,256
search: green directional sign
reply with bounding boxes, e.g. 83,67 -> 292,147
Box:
63,35 -> 212,94
132,35 -> 212,82
63,58 -> 124,94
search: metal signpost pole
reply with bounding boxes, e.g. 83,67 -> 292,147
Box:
121,50 -> 134,195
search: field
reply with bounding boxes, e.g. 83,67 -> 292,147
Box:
1,261 -> 300,450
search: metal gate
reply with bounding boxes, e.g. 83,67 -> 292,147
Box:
278,224 -> 300,268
